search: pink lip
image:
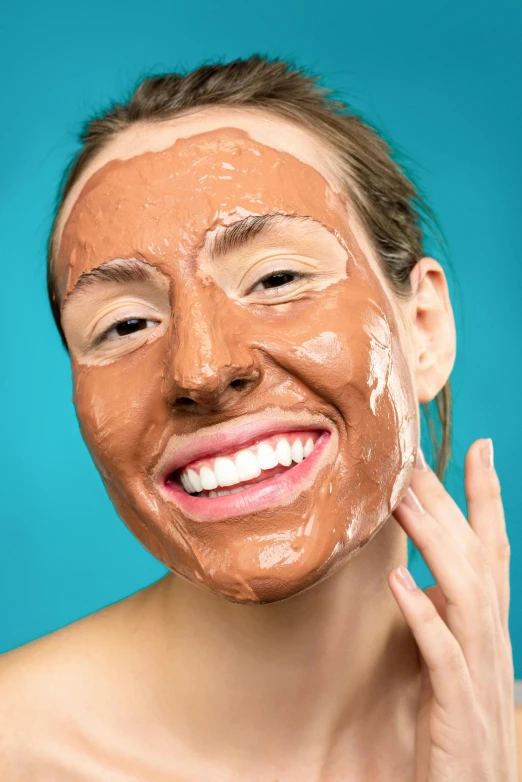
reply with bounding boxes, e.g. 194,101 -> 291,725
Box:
157,417 -> 334,481
160,430 -> 331,522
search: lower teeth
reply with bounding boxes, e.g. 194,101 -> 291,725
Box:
208,486 -> 244,498
192,471 -> 284,498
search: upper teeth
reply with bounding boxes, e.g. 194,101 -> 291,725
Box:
178,433 -> 317,494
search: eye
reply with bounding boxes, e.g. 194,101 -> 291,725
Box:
251,271 -> 303,291
96,317 -> 157,344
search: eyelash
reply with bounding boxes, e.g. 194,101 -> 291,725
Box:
250,269 -> 307,293
94,318 -> 157,345
93,271 -> 308,346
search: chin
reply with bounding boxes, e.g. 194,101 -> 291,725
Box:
170,510 -> 393,605
107,478 -> 402,606
99,407 -> 417,606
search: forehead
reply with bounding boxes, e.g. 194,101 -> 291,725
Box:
56,107 -> 340,246
56,108 -> 381,301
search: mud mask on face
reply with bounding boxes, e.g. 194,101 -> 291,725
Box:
58,127 -> 419,604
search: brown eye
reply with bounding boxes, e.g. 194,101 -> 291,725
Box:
249,270 -> 308,296
260,272 -> 296,289
115,318 -> 148,336
97,317 -> 157,345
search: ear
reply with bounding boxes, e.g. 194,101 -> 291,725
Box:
410,257 -> 456,404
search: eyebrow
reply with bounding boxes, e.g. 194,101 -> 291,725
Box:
65,258 -> 157,302
65,214 -> 308,300
205,213 -> 308,259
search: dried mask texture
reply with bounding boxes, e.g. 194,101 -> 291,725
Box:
58,128 -> 419,603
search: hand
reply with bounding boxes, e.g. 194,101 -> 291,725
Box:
389,439 -> 517,781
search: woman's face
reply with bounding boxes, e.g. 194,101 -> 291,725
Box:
58,108 -> 419,603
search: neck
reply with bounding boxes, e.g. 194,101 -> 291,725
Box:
140,516 -> 420,778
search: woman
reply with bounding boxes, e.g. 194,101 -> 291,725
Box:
0,56 -> 518,780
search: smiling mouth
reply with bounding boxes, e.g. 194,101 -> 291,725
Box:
166,429 -> 322,498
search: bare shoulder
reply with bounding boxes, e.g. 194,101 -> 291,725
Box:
0,581 -> 162,779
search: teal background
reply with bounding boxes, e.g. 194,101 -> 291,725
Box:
2,1 -> 521,669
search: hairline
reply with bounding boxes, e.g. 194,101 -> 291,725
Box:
49,110 -> 363,311
51,107 -> 347,264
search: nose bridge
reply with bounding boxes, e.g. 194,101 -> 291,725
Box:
167,282 -> 256,402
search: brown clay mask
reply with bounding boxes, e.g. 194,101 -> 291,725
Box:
58,127 -> 419,603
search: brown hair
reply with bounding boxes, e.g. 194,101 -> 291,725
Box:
47,55 -> 452,479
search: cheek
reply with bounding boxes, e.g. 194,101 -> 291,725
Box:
247,283 -> 418,505
72,343 -> 205,573
72,339 -> 171,481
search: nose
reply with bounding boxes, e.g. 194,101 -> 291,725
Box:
164,286 -> 261,412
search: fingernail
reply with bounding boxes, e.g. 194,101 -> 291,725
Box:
480,438 -> 494,471
401,487 -> 424,514
395,565 -> 417,592
415,447 -> 428,471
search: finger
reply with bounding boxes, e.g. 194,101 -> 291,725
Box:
424,584 -> 448,626
409,447 -> 500,618
393,490 -> 498,678
465,439 -> 511,637
388,566 -> 473,717
409,447 -> 477,557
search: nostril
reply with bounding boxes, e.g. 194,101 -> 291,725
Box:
175,397 -> 197,408
230,378 -> 249,391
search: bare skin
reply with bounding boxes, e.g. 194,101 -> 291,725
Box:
0,109 -> 517,781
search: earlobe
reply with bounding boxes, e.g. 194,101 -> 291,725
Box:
411,257 -> 456,404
